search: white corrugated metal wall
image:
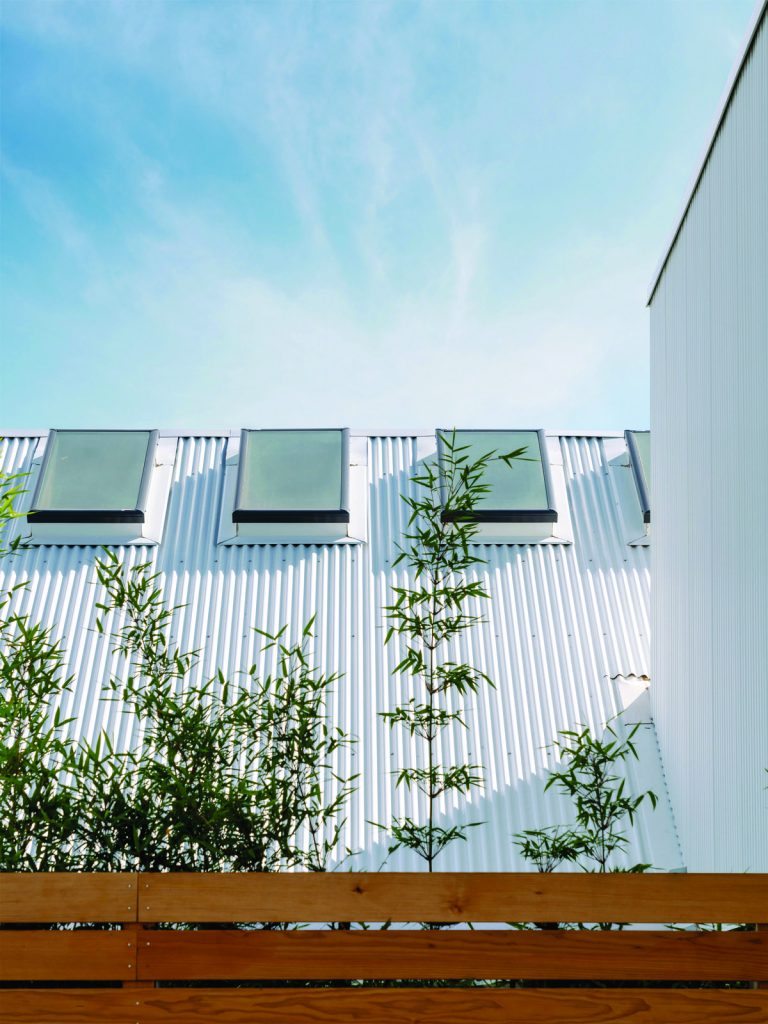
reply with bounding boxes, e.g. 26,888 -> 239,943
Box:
0,431 -> 680,870
649,8 -> 768,872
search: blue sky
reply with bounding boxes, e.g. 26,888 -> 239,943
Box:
0,0 -> 757,431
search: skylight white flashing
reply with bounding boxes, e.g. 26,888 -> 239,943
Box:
23,434 -> 175,546
417,432 -> 572,545
217,431 -> 368,546
605,435 -> 650,547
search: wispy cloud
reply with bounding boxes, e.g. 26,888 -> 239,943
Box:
0,0 -> 756,428
1,156 -> 92,258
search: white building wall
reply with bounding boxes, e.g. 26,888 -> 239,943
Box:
650,8 -> 768,871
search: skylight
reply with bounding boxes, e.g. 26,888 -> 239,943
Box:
29,430 -> 157,524
438,429 -> 557,523
233,429 -> 350,523
626,430 -> 651,523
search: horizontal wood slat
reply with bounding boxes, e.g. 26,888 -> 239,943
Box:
0,874 -> 137,923
137,928 -> 768,981
2,987 -> 767,1024
3,873 -> 767,1023
138,872 -> 768,923
0,990 -> 144,1024
0,931 -> 136,982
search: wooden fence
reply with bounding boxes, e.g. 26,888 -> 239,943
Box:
1,872 -> 767,1022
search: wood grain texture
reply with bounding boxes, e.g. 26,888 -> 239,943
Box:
3,987 -> 766,1023
120,922 -> 153,990
138,872 -> 768,923
0,931 -> 136,982
0,990 -> 145,1024
0,874 -> 138,923
137,928 -> 768,981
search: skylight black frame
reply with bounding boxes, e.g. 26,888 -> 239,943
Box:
232,428 -> 351,524
28,429 -> 159,524
437,428 -> 558,524
625,429 -> 651,524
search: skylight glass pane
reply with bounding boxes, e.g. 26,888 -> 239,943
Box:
631,430 -> 651,486
451,430 -> 549,509
34,430 -> 152,512
239,430 -> 345,512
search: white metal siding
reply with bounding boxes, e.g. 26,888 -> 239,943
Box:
0,432 -> 680,870
650,10 -> 768,871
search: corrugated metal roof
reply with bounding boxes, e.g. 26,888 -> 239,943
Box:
0,432 -> 682,871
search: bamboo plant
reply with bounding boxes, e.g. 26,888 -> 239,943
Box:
381,430 -> 525,870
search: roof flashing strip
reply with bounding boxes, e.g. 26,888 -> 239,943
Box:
30,509 -> 147,525
442,508 -> 558,524
625,429 -> 651,525
233,509 -> 351,524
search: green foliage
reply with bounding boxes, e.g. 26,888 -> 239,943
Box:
255,621 -> 357,873
513,825 -> 588,874
77,550 -> 356,872
514,720 -> 658,876
0,459 -> 29,559
0,460 -> 78,870
0,454 -> 354,872
0,589 -> 79,870
380,430 -> 525,870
